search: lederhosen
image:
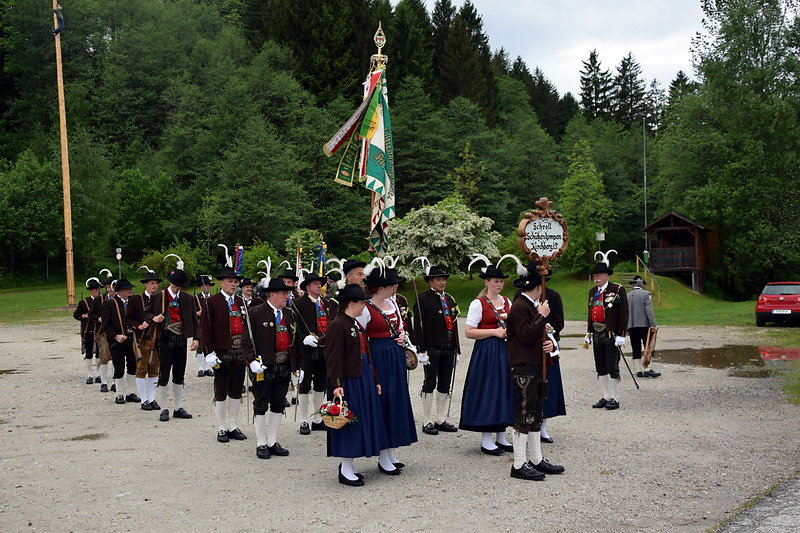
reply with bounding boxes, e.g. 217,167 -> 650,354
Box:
295,295 -> 330,395
590,286 -> 621,380
132,294 -> 159,379
251,306 -> 295,416
508,296 -> 547,434
213,296 -> 248,402
157,291 -> 188,386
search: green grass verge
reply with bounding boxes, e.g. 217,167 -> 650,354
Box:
707,470 -> 800,532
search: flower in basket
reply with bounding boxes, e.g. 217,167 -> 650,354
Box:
328,404 -> 341,416
315,400 -> 359,428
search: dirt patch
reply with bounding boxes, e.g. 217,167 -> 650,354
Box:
64,433 -> 108,441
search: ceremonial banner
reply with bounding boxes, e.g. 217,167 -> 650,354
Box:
234,245 -> 244,276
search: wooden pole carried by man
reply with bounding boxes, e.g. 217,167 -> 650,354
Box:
51,2 -> 75,306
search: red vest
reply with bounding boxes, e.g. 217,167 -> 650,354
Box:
356,323 -> 369,354
364,303 -> 400,339
229,300 -> 243,336
275,312 -> 290,351
167,291 -> 182,324
590,290 -> 606,323
314,298 -> 328,335
477,297 -> 510,329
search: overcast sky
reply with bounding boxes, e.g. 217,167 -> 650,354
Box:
408,0 -> 705,96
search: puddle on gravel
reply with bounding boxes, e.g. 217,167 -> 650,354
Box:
655,345 -> 800,371
64,433 -> 108,441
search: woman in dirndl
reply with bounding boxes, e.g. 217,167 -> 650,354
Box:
326,284 -> 388,487
356,267 -> 417,475
459,265 -> 515,455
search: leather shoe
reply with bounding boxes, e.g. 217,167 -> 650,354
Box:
541,436 -> 554,444
339,464 -> 364,480
85,377 -> 94,385
110,384 -> 116,392
150,400 -> 161,410
256,445 -> 271,459
378,463 -> 401,475
140,401 -> 153,411
126,393 -> 141,403
434,421 -> 457,432
159,409 -> 170,422
94,376 -> 101,383
643,369 -> 661,378
204,369 -> 215,377
197,370 -> 205,377
268,442 -> 289,456
173,407 -> 192,419
592,398 -> 608,408
605,399 -> 620,410
299,422 -> 311,435
311,421 -> 327,431
339,470 -> 364,486
481,445 -> 504,456
100,384 -> 109,393
217,430 -> 229,443
115,395 -> 125,404
422,422 -> 438,435
636,371 -> 644,377
227,428 -> 247,440
510,463 -> 545,481
531,459 -> 565,475
496,442 -> 513,453
392,462 -> 405,469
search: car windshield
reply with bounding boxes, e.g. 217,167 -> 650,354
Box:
762,284 -> 800,296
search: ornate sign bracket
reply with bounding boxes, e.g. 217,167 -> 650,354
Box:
517,197 -> 570,275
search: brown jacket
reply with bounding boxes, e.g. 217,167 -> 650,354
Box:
587,283 -> 628,337
126,292 -> 155,340
200,292 -> 253,354
412,289 -> 460,353
101,296 -> 135,346
73,295 -> 102,339
144,289 -> 199,339
506,294 -> 547,367
247,303 -> 301,370
325,313 -> 380,389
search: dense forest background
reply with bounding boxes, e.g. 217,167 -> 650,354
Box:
0,0 -> 798,299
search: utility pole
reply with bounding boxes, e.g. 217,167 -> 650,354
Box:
642,117 -> 648,252
52,2 -> 75,306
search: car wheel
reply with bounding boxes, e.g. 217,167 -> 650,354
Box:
756,318 -> 766,327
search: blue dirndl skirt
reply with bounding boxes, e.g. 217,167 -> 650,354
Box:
369,337 -> 418,448
327,354 -> 388,458
458,336 -> 514,432
543,356 -> 567,419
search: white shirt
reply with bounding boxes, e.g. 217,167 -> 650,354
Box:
167,287 -> 180,300
596,282 -> 609,293
465,296 -> 511,328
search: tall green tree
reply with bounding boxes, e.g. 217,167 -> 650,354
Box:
612,52 -> 646,127
579,49 -> 614,119
389,0 -> 434,90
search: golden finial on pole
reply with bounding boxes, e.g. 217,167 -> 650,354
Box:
370,22 -> 388,70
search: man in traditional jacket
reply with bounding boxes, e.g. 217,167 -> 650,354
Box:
145,267 -> 200,421
73,278 -> 103,384
201,266 -> 253,443
586,263 -> 629,410
101,279 -> 140,405
412,266 -> 460,435
245,278 -> 302,459
194,275 -> 215,378
127,270 -> 162,411
293,274 -> 334,435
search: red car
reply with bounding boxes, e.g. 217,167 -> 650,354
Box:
755,282 -> 800,326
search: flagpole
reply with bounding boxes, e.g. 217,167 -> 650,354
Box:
52,1 -> 75,306
367,23 -> 387,254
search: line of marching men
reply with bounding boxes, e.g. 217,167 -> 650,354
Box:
73,254 -> 661,486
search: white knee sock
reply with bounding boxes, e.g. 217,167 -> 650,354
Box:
254,414 -> 267,446
527,431 -> 543,465
84,358 -> 93,377
434,391 -> 449,424
540,419 -> 550,439
266,411 -> 283,446
387,449 -> 399,464
340,458 -> 358,481
99,364 -> 108,385
496,429 -> 511,446
378,449 -> 396,471
298,393 -> 310,424
421,393 -> 434,425
158,385 -> 169,409
172,383 -> 184,409
196,353 -> 206,371
228,398 -> 241,431
609,378 -> 620,402
113,378 -> 123,396
482,432 -> 497,450
512,431 -> 528,469
600,374 -> 611,400
215,400 -> 228,432
135,378 -> 147,403
147,377 -> 158,402
312,391 -> 325,424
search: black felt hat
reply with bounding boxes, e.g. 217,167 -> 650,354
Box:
112,278 -> 134,292
423,265 -> 450,282
342,259 -> 367,275
167,269 -> 190,288
277,268 -> 299,282
630,275 -> 645,285
139,271 -> 163,284
479,265 -> 509,280
239,277 -> 256,288
364,268 -> 396,288
262,277 -> 294,292
300,274 -> 326,291
386,267 -> 405,284
336,283 -> 369,301
215,266 -> 243,281
589,262 -> 614,276
512,266 -> 543,289
198,275 -> 214,286
85,278 -> 102,290
103,277 -> 116,287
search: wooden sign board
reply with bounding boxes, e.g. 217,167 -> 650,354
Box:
517,197 -> 569,266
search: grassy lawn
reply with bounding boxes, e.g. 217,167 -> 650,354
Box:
0,284 -> 75,323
